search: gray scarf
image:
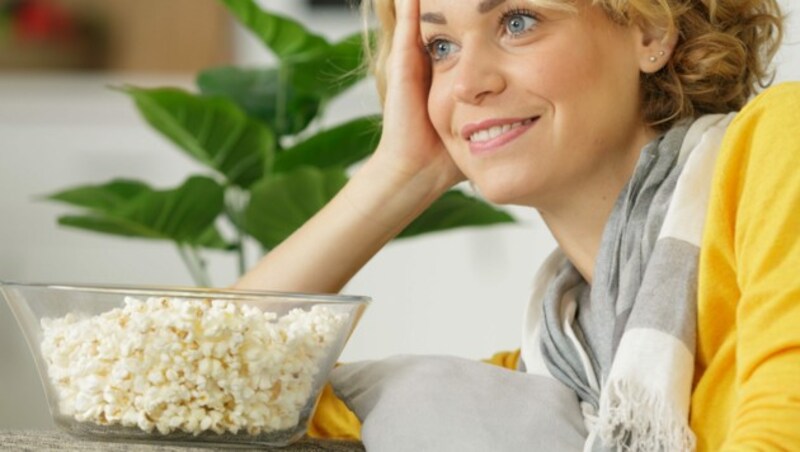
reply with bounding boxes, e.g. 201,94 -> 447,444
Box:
524,114 -> 736,450
541,123 -> 694,409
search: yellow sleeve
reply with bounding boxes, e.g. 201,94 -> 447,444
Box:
307,382 -> 361,440
307,349 -> 521,439
716,82 -> 800,449
481,348 -> 522,370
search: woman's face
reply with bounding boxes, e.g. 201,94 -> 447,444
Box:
421,0 -> 658,209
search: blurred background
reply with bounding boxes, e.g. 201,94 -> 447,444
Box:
1,0 -> 798,429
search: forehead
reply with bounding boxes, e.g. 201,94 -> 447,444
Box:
420,0 -> 514,9
419,0 -> 576,17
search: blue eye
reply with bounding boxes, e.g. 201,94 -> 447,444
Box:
426,39 -> 460,62
503,12 -> 537,36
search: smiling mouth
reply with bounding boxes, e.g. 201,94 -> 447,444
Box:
467,117 -> 538,143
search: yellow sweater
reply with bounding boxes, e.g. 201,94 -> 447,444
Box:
691,82 -> 800,450
309,84 -> 800,448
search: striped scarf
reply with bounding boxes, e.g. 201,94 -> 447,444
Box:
521,113 -> 735,451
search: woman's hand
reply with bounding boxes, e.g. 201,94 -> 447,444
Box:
372,0 -> 464,193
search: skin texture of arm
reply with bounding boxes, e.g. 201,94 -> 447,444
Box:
234,154 -> 451,293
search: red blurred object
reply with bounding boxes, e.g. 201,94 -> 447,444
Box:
13,0 -> 75,42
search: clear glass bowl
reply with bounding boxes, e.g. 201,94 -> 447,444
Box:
0,281 -> 369,448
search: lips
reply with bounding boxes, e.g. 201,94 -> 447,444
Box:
461,116 -> 538,140
460,116 -> 539,154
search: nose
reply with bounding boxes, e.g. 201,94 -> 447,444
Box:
452,42 -> 506,104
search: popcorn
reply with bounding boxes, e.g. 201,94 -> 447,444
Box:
40,297 -> 346,436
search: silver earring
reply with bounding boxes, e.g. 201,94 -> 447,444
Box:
649,50 -> 666,63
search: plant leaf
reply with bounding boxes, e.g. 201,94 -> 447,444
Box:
398,190 -> 516,238
197,66 -> 321,137
45,179 -> 151,213
274,115 -> 381,172
57,215 -> 162,239
196,225 -> 234,250
244,167 -> 348,250
196,32 -> 370,138
291,31 -> 370,99
124,86 -> 275,188
219,0 -> 330,61
48,176 -> 230,249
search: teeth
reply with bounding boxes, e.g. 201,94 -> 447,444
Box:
469,119 -> 532,143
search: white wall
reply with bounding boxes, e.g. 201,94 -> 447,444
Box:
1,0 -> 799,429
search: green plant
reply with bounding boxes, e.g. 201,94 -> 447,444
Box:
46,0 -> 515,286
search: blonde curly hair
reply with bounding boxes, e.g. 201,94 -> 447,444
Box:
360,0 -> 784,131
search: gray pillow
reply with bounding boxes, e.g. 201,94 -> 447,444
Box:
329,355 -> 587,452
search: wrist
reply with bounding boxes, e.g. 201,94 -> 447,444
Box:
364,145 -> 458,198
340,153 -> 453,237
361,149 -> 458,208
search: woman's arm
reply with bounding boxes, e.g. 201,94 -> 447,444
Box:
234,154 -> 452,293
713,82 -> 800,449
234,0 -> 463,294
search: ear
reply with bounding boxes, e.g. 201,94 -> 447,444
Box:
634,22 -> 678,74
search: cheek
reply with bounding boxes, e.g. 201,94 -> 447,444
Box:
427,78 -> 453,141
519,38 -> 632,142
527,45 -> 597,103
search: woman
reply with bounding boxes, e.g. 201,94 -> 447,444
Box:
236,0 -> 798,449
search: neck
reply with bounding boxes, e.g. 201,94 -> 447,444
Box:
538,127 -> 659,284
539,189 -> 617,285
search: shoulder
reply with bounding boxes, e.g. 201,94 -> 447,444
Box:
718,82 -> 800,168
704,82 -> 800,228
744,81 -> 800,109
730,81 -> 800,131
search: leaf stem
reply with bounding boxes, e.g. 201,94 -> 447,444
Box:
235,228 -> 246,277
177,244 -> 212,287
277,63 -> 289,136
224,186 -> 250,276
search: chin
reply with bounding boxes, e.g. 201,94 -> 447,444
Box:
471,180 -> 529,206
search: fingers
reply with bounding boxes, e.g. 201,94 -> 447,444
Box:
392,0 -> 424,62
394,0 -> 420,41
388,0 -> 430,88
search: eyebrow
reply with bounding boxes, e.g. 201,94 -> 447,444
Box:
420,12 -> 447,24
421,0 -> 508,25
478,0 -> 507,14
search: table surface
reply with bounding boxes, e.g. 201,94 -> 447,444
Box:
0,430 -> 365,451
